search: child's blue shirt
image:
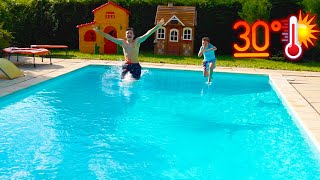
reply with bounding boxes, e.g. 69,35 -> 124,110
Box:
199,43 -> 216,61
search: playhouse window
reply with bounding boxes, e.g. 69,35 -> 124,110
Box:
164,15 -> 185,26
157,27 -> 165,39
106,12 -> 115,19
183,28 -> 192,40
84,30 -> 96,41
169,29 -> 179,42
170,20 -> 179,25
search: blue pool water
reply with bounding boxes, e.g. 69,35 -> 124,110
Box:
0,65 -> 320,179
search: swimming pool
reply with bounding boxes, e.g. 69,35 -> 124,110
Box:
0,65 -> 320,178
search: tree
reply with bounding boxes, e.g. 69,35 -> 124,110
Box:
0,1 -> 13,51
238,0 -> 272,23
301,0 -> 320,61
0,23 -> 13,50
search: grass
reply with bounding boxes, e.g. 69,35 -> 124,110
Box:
51,50 -> 320,72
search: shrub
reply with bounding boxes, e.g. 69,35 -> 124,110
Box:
0,23 -> 13,50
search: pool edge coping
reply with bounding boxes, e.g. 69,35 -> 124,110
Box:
269,74 -> 320,154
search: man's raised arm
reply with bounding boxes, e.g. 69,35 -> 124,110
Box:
93,26 -> 123,45
137,19 -> 165,44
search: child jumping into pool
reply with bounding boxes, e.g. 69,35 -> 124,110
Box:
93,19 -> 165,80
198,37 -> 217,83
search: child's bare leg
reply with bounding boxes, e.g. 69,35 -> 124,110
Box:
208,62 -> 215,82
203,70 -> 208,77
203,61 -> 208,77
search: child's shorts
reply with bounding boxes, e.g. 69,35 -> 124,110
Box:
122,63 -> 141,80
202,58 -> 216,71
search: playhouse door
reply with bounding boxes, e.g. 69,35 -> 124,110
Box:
104,26 -> 117,54
167,28 -> 180,55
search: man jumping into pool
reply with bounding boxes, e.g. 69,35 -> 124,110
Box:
93,19 -> 165,80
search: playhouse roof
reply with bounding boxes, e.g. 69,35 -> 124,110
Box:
155,4 -> 196,26
92,1 -> 130,15
76,21 -> 96,28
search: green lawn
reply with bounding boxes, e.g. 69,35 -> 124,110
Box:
52,50 -> 320,72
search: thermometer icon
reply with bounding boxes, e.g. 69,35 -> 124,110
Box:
285,16 -> 302,59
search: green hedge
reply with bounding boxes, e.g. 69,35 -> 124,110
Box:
2,0 -> 319,60
3,0 -> 242,54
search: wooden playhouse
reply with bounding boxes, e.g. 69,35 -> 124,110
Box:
154,3 -> 197,56
77,1 -> 130,54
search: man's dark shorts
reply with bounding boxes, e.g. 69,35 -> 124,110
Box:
122,63 -> 141,80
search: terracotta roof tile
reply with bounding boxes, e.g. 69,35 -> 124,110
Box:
92,1 -> 130,15
76,21 -> 96,28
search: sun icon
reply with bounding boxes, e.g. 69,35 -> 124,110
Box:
298,11 -> 320,49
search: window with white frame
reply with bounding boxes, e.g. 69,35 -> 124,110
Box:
183,28 -> 192,40
169,29 -> 179,42
157,27 -> 165,39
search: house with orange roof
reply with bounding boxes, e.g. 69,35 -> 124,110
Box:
77,1 -> 130,54
154,3 -> 197,56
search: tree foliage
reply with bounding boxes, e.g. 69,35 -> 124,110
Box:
238,0 -> 272,23
300,0 -> 320,61
0,23 -> 13,50
0,1 -> 13,50
1,0 -> 320,60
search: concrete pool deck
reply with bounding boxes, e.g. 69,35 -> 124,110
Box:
1,57 -> 320,151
